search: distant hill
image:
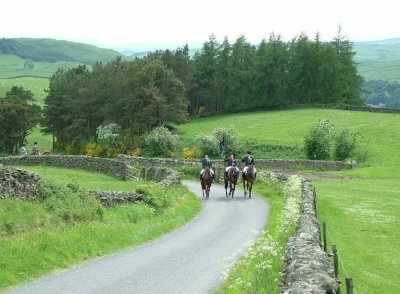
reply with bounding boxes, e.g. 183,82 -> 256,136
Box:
0,38 -> 126,79
354,38 -> 400,82
0,38 -> 123,65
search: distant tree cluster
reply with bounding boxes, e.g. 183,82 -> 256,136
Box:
0,86 -> 41,154
42,30 -> 364,148
362,80 -> 400,108
42,58 -> 188,147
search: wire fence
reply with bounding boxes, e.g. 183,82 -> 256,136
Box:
314,188 -> 357,294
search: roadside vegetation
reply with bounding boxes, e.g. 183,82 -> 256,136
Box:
0,168 -> 202,291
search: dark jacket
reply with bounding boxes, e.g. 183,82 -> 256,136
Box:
224,157 -> 236,167
201,158 -> 212,168
241,155 -> 254,166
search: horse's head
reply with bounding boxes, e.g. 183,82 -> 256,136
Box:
228,167 -> 238,182
245,165 -> 255,183
203,167 -> 212,182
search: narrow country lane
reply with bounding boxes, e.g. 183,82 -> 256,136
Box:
5,180 -> 269,294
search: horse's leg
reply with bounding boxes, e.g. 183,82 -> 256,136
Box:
249,182 -> 252,198
225,179 -> 228,197
243,179 -> 247,196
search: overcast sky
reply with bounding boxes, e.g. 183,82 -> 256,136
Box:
1,0 -> 398,49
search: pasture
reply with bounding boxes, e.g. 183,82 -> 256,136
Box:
176,107 -> 400,293
0,54 -> 84,80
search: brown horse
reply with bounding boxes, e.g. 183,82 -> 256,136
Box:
242,165 -> 255,198
224,167 -> 239,198
201,167 -> 213,199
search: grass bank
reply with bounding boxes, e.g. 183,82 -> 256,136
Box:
0,167 -> 202,291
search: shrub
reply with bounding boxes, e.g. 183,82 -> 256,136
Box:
85,142 -> 105,157
136,186 -> 174,213
39,181 -> 104,222
304,120 -> 335,160
96,122 -> 121,148
144,126 -> 179,156
183,147 -> 198,159
334,128 -> 357,161
195,126 -> 239,157
130,147 -> 142,157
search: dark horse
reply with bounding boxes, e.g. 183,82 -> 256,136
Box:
201,167 -> 212,199
225,167 -> 239,198
242,165 -> 255,198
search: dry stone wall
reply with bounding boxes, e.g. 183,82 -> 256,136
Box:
0,164 -> 42,199
280,180 -> 339,293
117,155 -> 354,171
0,156 -> 180,207
0,155 -> 140,180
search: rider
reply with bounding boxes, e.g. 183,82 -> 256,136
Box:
224,153 -> 239,179
241,150 -> 257,180
200,153 -> 214,181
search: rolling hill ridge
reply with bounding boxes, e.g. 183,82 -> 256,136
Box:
0,38 -> 123,65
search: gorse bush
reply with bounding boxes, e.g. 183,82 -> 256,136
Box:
182,147 -> 198,159
144,126 -> 179,156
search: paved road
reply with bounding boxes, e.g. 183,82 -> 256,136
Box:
5,181 -> 269,294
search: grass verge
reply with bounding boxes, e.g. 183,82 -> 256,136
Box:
0,175 -> 202,291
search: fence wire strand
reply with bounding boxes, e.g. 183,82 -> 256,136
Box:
325,224 -> 358,294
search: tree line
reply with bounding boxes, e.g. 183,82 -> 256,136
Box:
362,80 -> 400,108
2,30 -> 365,153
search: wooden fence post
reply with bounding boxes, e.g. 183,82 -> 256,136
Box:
332,244 -> 339,279
332,244 -> 341,294
345,277 -> 353,294
313,187 -> 317,217
323,222 -> 327,252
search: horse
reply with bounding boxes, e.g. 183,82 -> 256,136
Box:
201,167 -> 213,199
224,166 -> 239,198
242,165 -> 255,198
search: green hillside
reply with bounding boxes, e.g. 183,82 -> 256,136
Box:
0,38 -> 125,79
176,108 -> 400,293
0,38 -> 123,65
354,38 -> 400,81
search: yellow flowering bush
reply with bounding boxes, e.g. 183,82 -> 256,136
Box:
183,147 -> 198,159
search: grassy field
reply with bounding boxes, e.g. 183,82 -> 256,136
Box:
175,107 -> 400,293
0,76 -> 49,105
0,54 -> 82,79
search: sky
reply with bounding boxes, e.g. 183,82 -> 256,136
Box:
1,0 -> 399,50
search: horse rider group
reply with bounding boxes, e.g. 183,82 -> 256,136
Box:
200,151 -> 257,182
